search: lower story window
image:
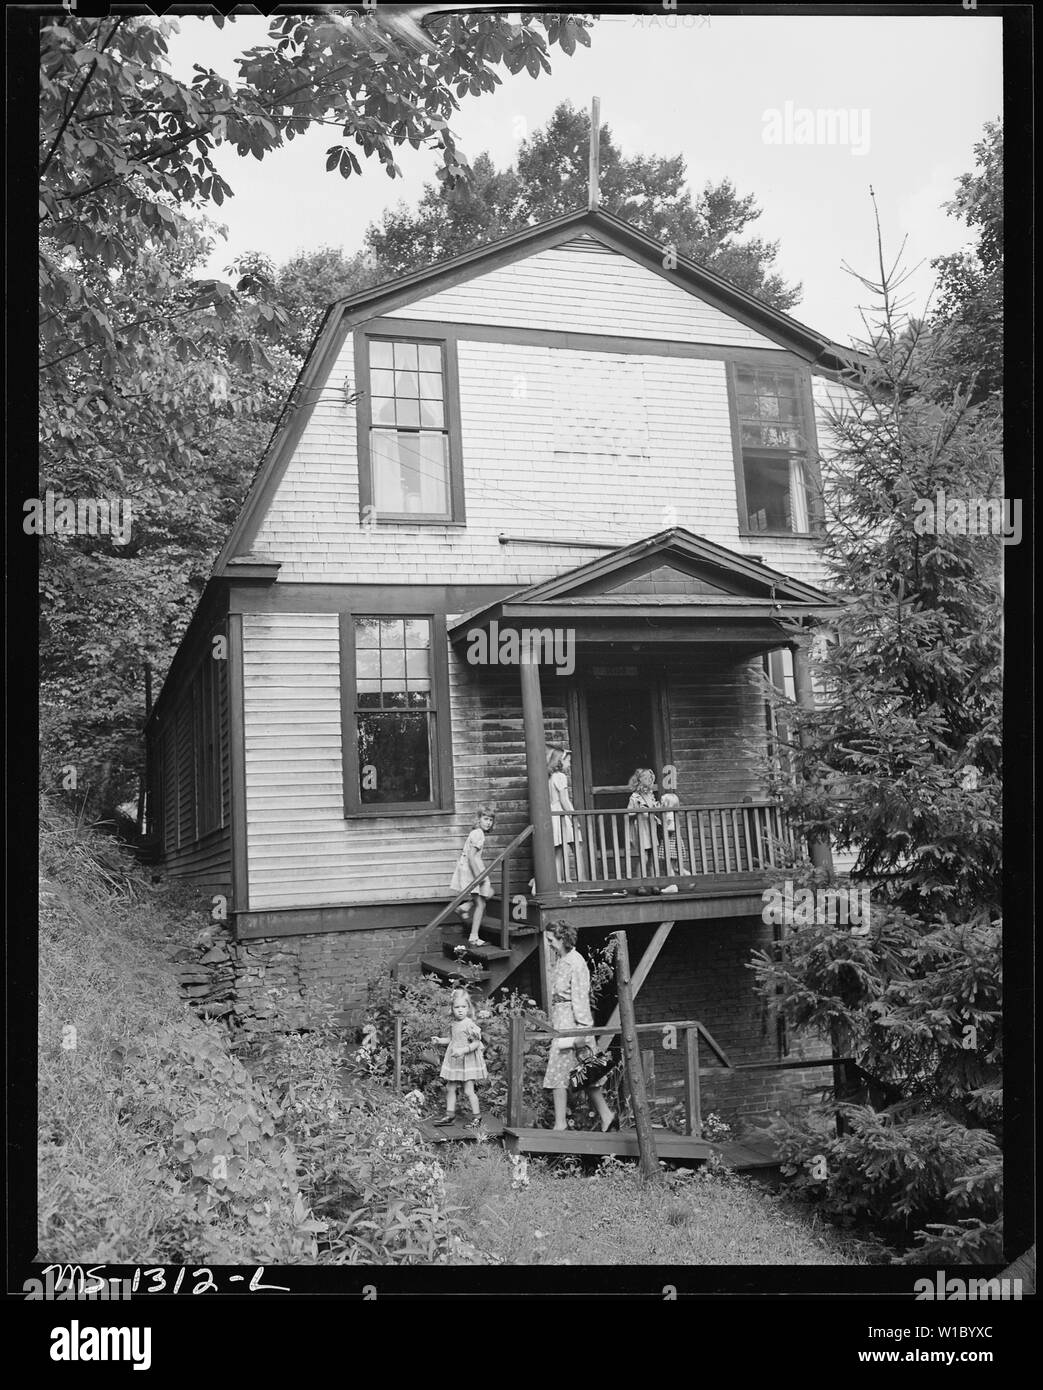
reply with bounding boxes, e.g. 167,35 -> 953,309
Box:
340,614 -> 453,814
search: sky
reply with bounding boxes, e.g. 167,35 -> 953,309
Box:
164,10 -> 1003,346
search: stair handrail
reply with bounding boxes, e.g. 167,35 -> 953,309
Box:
388,824 -> 534,981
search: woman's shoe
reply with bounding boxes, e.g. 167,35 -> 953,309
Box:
432,1113 -> 456,1127
601,1114 -> 619,1133
464,1114 -> 484,1131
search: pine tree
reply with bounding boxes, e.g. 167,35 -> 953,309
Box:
366,101 -> 800,308
751,196 -> 1003,1262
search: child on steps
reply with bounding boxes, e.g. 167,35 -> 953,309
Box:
450,804 -> 495,947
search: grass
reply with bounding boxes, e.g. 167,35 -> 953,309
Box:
38,800 -> 224,1261
37,796 -> 882,1268
442,1143 -> 880,1266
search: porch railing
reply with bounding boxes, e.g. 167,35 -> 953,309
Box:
551,800 -> 798,885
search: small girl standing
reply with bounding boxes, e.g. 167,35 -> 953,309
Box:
659,790 -> 689,874
627,767 -> 661,875
450,804 -> 495,947
431,988 -> 487,1128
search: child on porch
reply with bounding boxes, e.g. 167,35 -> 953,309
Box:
450,804 -> 495,947
627,768 -> 661,876
431,988 -> 487,1128
659,791 -> 689,875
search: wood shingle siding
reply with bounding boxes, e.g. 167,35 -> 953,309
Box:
251,335 -> 829,589
383,239 -> 782,346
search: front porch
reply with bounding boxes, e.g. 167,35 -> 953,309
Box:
448,529 -> 838,922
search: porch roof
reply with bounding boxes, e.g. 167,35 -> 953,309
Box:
448,527 -> 842,645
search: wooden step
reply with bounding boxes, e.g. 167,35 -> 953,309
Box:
418,1116 -> 506,1144
419,956 -> 492,984
479,918 -> 539,941
440,935 -> 511,963
502,1126 -> 712,1162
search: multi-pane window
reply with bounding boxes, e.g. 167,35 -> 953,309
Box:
733,367 -> 813,533
351,616 -> 438,808
367,338 -> 451,518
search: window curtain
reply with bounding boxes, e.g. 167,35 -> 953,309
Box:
788,457 -> 810,531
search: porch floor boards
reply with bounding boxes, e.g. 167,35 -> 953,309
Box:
533,879 -> 771,928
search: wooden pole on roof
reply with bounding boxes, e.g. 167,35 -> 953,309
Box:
588,96 -> 600,210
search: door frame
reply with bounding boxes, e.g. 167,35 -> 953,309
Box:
567,668 -> 673,812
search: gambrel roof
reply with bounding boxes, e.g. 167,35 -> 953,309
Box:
212,206 -> 860,577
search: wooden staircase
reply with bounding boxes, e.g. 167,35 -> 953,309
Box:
386,823 -> 540,1000
418,899 -> 540,998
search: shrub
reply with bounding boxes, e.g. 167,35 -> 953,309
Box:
250,1020 -> 470,1264
767,1102 -> 1002,1261
114,1018 -> 321,1263
894,1217 -> 1005,1266
359,972 -> 553,1124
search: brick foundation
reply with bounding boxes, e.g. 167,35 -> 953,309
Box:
593,917 -> 834,1129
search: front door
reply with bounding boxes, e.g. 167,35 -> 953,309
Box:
576,682 -> 663,812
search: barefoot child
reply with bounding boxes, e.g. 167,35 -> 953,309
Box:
450,804 -> 495,947
431,989 -> 487,1128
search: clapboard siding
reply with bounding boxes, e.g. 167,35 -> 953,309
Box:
150,621 -> 232,891
242,611 -> 569,909
384,239 -> 781,346
251,336 -> 828,589
164,826 -> 232,888
240,610 -> 777,910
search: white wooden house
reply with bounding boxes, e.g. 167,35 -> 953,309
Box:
146,207 -> 855,1119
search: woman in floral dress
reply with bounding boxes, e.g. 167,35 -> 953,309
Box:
542,921 -> 617,1132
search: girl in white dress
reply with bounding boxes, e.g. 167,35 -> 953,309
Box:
449,804 -> 495,946
431,989 -> 488,1129
627,767 -> 660,876
547,747 -> 582,882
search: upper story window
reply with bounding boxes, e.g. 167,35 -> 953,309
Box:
356,330 -> 465,525
730,365 -> 818,535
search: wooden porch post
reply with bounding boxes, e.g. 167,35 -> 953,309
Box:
520,655 -> 557,894
614,931 -> 659,1181
790,637 -> 834,874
